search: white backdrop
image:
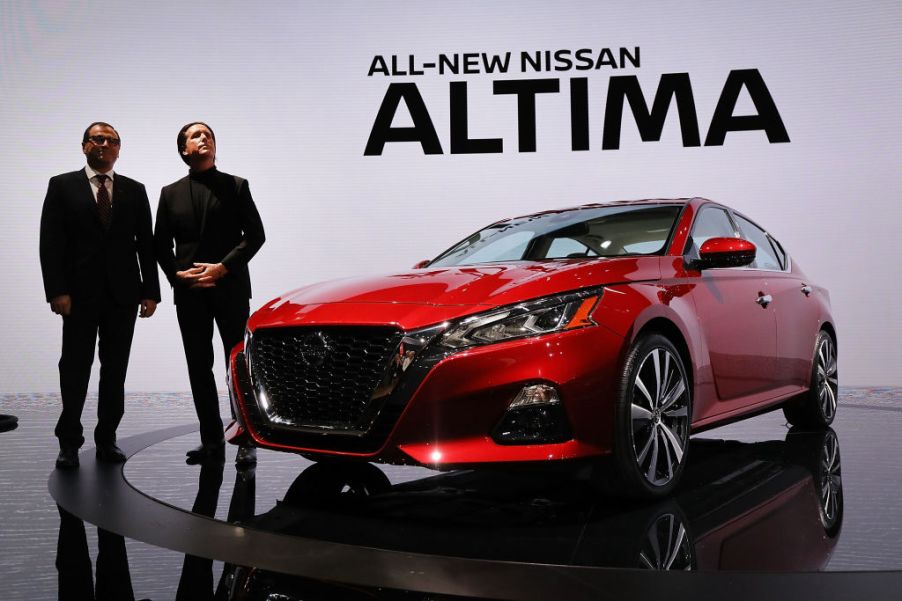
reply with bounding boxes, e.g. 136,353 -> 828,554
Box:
1,0 -> 900,391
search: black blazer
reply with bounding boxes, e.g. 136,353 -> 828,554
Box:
39,169 -> 161,306
154,169 -> 265,304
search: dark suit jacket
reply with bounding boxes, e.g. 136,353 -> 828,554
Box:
154,169 -> 265,304
39,169 -> 161,306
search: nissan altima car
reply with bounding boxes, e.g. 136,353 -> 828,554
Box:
227,198 -> 837,498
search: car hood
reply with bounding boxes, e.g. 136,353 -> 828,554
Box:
248,257 -> 661,331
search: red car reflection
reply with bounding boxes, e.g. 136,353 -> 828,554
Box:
228,198 -> 837,498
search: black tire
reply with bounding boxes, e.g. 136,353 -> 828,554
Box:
783,330 -> 838,428
596,333 -> 693,500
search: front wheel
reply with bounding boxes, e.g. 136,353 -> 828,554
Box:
596,334 -> 693,499
783,330 -> 838,428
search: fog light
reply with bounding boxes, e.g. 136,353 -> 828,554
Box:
493,384 -> 571,445
509,383 -> 561,408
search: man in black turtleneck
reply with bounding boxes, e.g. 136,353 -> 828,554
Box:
154,122 -> 265,466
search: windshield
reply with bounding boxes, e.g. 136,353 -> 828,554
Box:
429,204 -> 682,267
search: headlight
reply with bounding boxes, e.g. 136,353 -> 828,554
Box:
438,289 -> 602,349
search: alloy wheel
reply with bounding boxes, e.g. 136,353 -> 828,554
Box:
630,348 -> 690,487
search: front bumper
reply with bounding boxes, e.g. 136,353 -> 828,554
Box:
229,323 -> 626,467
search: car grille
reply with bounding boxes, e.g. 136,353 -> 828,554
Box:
248,326 -> 402,432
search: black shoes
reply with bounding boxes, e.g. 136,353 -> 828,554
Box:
55,448 -> 79,469
235,445 -> 257,468
96,443 -> 127,463
186,442 -> 226,465
56,444 -> 126,468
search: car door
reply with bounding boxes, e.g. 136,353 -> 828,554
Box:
685,206 -> 778,408
732,213 -> 817,390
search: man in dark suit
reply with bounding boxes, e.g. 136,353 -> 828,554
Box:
155,122 -> 265,466
40,122 -> 160,469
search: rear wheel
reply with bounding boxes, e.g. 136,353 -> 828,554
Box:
783,330 -> 838,428
597,334 -> 692,499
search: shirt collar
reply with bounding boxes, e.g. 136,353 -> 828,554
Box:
84,164 -> 115,182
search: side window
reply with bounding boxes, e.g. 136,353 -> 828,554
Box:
685,207 -> 737,261
769,235 -> 787,270
733,214 -> 783,271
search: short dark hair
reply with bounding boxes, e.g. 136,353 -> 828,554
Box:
177,121 -> 216,165
82,122 -> 120,144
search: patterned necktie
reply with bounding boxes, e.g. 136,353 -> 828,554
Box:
95,174 -> 112,228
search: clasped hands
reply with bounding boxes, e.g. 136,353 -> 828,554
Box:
177,262 -> 229,289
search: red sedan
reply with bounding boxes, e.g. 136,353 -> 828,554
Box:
227,198 -> 837,498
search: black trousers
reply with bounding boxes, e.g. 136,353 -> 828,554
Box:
176,288 -> 249,447
55,295 -> 137,450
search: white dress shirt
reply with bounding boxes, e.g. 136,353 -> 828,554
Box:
84,165 -> 115,204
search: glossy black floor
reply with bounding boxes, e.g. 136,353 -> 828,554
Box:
1,388 -> 901,600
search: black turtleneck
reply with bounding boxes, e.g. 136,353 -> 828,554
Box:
187,167 -> 218,224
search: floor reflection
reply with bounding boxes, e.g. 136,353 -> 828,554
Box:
56,506 -> 143,601
175,460 -> 223,601
175,458 -> 259,601
3,390 -> 892,599
199,428 -> 842,599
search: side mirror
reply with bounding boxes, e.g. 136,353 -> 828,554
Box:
412,259 -> 431,269
695,237 -> 756,269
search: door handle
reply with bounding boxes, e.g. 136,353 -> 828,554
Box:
756,294 -> 773,308
801,285 -> 812,296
